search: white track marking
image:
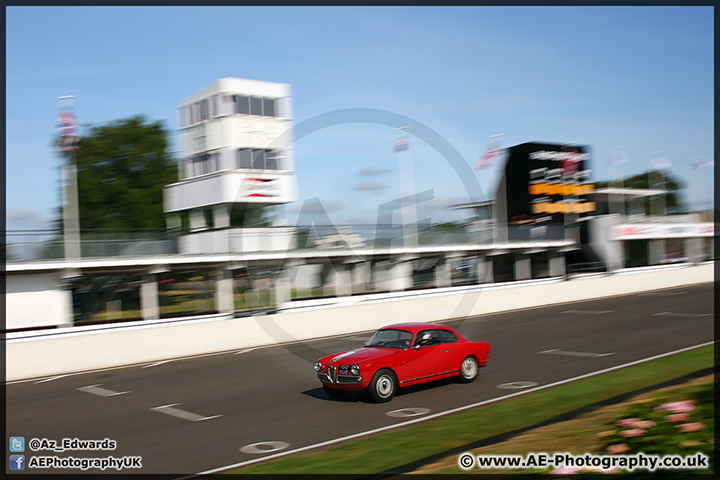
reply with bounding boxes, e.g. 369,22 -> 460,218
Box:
386,407 -> 430,418
181,340 -> 714,478
233,348 -> 258,355
497,381 -> 538,389
34,375 -> 71,384
653,312 -> 712,318
77,384 -> 130,397
142,360 -> 172,368
240,441 -> 290,454
539,349 -> 615,358
150,404 -> 222,422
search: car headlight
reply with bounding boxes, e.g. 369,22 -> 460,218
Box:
314,360 -> 321,372
350,363 -> 360,376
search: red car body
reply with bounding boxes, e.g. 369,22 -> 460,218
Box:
314,323 -> 490,402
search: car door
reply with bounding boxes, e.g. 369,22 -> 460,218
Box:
409,329 -> 458,383
437,328 -> 464,369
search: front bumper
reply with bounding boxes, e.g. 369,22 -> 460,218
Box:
317,372 -> 363,385
318,364 -> 365,390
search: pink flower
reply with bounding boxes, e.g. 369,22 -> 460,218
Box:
657,401 -> 695,413
606,443 -> 630,454
616,418 -> 642,428
620,428 -> 646,437
666,413 -> 691,423
678,422 -> 706,433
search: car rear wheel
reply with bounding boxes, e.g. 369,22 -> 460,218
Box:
459,356 -> 478,383
367,369 -> 397,403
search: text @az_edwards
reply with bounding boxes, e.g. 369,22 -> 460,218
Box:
28,437 -> 116,452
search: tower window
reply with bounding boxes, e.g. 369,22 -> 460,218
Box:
236,148 -> 281,170
263,98 -> 276,117
238,149 -> 252,169
250,97 -> 263,116
235,95 -> 250,114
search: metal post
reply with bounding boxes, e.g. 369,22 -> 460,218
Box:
396,126 -> 418,248
58,96 -> 81,261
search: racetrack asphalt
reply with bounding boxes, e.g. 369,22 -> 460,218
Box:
5,283 -> 714,475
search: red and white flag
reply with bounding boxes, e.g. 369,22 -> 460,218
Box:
608,147 -> 629,166
56,97 -> 80,152
475,136 -> 503,171
395,137 -> 410,152
692,159 -> 714,170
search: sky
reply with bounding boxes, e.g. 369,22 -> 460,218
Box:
5,6 -> 714,231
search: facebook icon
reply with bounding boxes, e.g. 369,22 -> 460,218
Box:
10,454 -> 25,470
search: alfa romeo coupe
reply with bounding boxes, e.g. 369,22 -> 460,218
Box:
314,323 -> 490,402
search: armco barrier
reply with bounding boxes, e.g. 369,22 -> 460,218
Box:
5,263 -> 713,381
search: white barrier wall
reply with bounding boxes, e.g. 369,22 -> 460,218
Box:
6,273 -> 73,330
6,263 -> 713,381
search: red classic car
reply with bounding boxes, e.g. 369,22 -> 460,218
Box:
314,323 -> 490,403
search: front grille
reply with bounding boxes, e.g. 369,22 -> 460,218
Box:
317,373 -> 332,383
328,365 -> 337,383
337,375 -> 363,384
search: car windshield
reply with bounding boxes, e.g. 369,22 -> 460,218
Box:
365,329 -> 412,350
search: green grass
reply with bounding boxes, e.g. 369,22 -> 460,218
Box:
414,374 -> 714,474
231,344 -> 714,475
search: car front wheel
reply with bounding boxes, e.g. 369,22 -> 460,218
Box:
367,369 -> 397,403
459,356 -> 479,383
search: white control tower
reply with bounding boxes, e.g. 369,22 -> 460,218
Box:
164,77 -> 296,233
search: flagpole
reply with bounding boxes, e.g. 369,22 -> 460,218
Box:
607,147 -> 625,218
396,126 -> 418,248
488,133 -> 502,245
648,151 -> 664,218
688,156 -> 706,216
561,141 -> 578,242
475,133 -> 503,244
58,95 -> 81,262
620,158 -> 625,217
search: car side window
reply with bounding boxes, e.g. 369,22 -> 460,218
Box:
439,330 -> 459,343
415,329 -> 443,347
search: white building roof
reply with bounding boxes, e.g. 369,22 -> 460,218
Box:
589,187 -> 667,200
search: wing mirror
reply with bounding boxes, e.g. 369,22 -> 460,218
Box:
413,344 -> 422,350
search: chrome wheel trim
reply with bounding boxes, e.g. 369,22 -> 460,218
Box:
461,357 -> 478,379
376,374 -> 394,398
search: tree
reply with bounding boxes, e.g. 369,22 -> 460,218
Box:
229,205 -> 276,228
596,170 -> 686,214
56,115 -> 177,231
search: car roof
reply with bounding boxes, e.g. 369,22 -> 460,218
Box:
380,323 -> 452,334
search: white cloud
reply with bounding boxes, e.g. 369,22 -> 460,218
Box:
6,208 -> 53,230
355,181 -> 387,192
358,166 -> 391,176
